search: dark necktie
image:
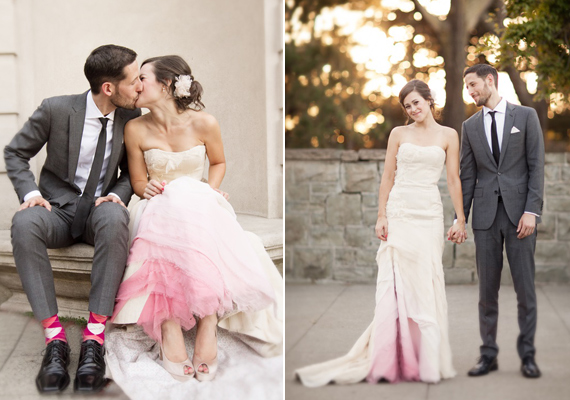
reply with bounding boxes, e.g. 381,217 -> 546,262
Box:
70,117 -> 109,239
488,111 -> 500,165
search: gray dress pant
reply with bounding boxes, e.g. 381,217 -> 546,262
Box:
11,198 -> 129,321
473,200 -> 537,360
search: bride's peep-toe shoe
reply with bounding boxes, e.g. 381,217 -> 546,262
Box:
159,344 -> 195,381
193,354 -> 218,382
193,330 -> 218,381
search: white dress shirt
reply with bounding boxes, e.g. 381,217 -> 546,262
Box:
482,97 -> 507,153
24,91 -> 119,202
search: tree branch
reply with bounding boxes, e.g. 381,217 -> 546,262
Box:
410,0 -> 444,38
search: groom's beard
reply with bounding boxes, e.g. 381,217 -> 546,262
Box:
475,85 -> 492,107
110,92 -> 138,110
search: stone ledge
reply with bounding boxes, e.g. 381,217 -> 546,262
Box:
0,214 -> 283,317
286,148 -> 386,161
236,214 -> 283,261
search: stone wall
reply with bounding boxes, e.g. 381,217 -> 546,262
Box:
285,149 -> 570,284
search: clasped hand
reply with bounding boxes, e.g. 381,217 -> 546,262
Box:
447,222 -> 467,244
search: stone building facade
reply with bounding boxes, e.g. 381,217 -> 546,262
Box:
285,149 -> 570,284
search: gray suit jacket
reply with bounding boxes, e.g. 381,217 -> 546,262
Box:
460,102 -> 544,230
4,91 -> 141,207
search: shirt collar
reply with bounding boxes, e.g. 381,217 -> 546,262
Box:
483,97 -> 507,116
86,90 -> 116,122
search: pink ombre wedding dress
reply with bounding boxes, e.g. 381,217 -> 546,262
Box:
110,145 -> 283,357
296,143 -> 456,386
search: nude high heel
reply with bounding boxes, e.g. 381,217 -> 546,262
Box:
159,343 -> 194,381
193,354 -> 218,382
193,330 -> 218,381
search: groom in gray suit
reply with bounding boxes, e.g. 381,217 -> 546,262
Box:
450,64 -> 544,378
4,44 -> 142,393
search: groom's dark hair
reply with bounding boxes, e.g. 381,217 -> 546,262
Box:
464,64 -> 499,89
84,45 -> 137,94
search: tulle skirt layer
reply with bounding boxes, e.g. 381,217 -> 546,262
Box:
112,177 -> 277,346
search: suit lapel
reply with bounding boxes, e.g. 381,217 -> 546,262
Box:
474,110 -> 497,167
499,102 -> 516,168
68,92 -> 88,185
102,109 -> 126,193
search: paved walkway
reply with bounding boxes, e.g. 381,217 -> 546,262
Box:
286,283 -> 570,400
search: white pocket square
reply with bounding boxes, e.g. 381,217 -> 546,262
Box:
511,126 -> 520,134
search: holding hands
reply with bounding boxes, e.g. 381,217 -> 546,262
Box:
447,221 -> 467,244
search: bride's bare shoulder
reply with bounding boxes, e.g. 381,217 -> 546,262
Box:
125,114 -> 150,136
389,125 -> 411,144
441,125 -> 459,140
187,110 -> 220,135
389,125 -> 409,137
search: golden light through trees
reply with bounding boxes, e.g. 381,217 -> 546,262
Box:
286,0 -> 570,150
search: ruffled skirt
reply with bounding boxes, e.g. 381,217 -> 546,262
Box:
111,177 -> 282,356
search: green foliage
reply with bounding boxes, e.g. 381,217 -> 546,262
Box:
497,0 -> 570,100
285,36 -> 395,149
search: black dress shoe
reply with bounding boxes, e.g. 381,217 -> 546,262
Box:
467,355 -> 498,376
74,340 -> 107,393
521,356 -> 541,378
35,340 -> 71,393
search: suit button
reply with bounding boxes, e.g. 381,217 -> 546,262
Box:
494,190 -> 498,194
497,172 -> 501,175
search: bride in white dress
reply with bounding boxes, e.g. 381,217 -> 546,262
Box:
296,80 -> 466,385
104,55 -> 283,399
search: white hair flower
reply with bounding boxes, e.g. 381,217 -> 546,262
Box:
173,75 -> 193,98
430,89 -> 439,105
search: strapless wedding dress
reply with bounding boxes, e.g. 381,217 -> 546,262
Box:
104,145 -> 283,399
111,144 -> 282,355
296,143 -> 456,385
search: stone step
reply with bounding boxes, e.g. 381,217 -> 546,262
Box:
0,214 -> 283,318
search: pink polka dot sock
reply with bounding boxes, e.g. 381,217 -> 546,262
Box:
41,315 -> 67,345
82,312 -> 108,345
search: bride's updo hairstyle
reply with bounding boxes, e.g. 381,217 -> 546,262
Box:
398,79 -> 436,124
141,55 -> 205,111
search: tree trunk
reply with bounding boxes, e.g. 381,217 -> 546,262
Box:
441,0 -> 468,135
504,65 -> 549,133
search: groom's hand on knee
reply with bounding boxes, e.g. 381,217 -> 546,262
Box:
95,195 -> 126,208
18,196 -> 51,212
